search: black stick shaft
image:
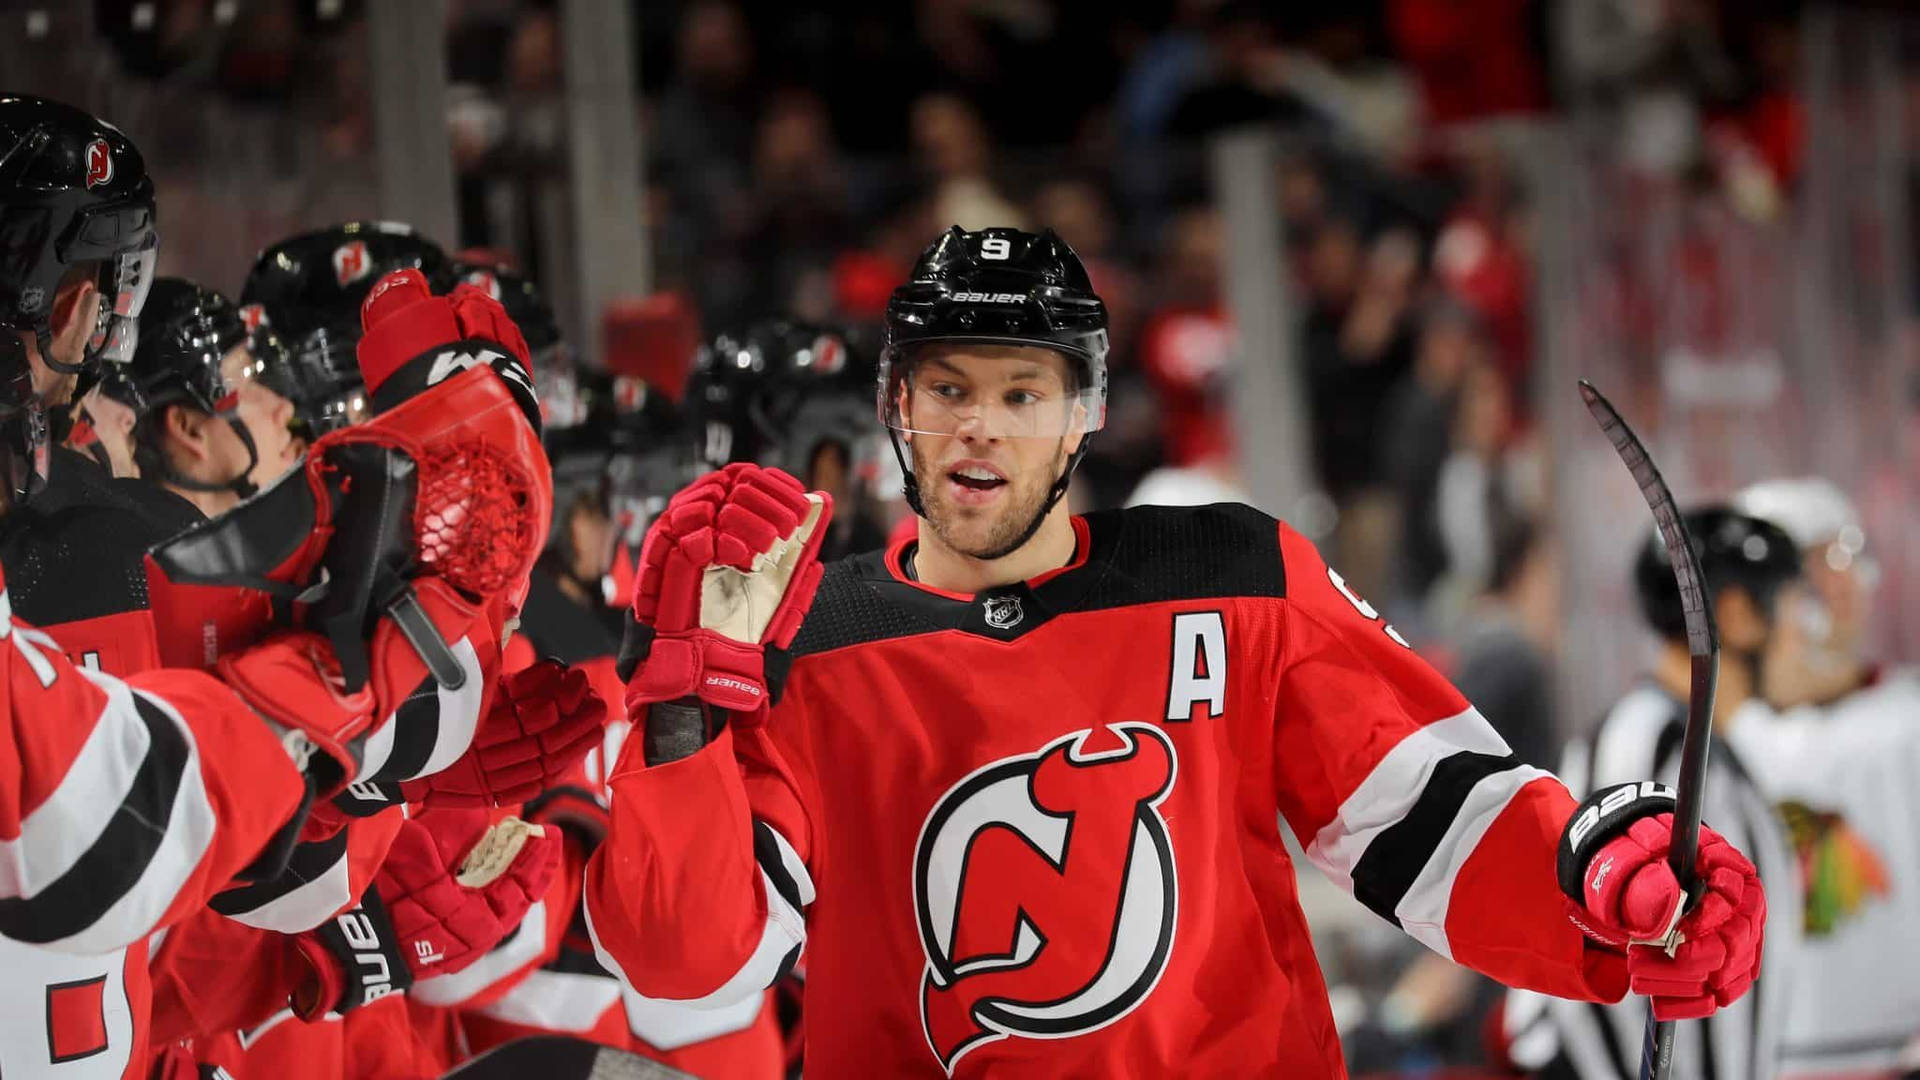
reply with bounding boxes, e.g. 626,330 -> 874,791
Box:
1580,381 -> 1719,1080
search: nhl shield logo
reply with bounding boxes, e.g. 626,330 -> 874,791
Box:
913,723 -> 1179,1073
982,595 -> 1023,630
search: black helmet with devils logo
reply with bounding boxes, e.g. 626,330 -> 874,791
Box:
879,226 -> 1110,538
0,95 -> 158,499
689,320 -> 873,476
118,278 -> 300,498
0,94 -> 158,376
239,221 -> 449,434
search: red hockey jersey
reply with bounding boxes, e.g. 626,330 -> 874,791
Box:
0,567 -> 307,1078
586,504 -> 1629,1076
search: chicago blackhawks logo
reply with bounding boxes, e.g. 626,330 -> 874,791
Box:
913,722 -> 1178,1073
84,138 -> 113,189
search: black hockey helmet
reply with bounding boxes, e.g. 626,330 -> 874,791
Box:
689,321 -> 875,479
121,277 -> 299,497
239,221 -> 449,434
1635,506 -> 1803,641
542,369 -> 689,595
0,94 -> 158,376
239,220 -> 450,338
879,226 -> 1110,535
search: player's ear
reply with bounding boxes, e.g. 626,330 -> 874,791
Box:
164,404 -> 213,461
50,276 -> 100,352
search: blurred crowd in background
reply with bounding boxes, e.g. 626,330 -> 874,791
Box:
7,1 -> 1917,1075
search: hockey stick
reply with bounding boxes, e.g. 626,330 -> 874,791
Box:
1578,381 -> 1719,1080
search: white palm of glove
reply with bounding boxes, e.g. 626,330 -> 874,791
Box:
699,494 -> 826,644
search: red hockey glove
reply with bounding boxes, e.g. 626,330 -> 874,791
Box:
1559,784 -> 1766,1021
400,659 -> 608,808
294,809 -> 558,1016
623,463 -> 831,713
217,631 -> 378,798
357,267 -> 532,406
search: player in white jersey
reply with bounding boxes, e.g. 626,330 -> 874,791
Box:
1730,478 -> 1920,1078
1505,508 -> 1806,1080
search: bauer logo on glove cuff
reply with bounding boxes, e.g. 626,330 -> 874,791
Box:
1569,781 -> 1676,850
333,906 -> 400,1005
1559,780 -> 1678,900
705,674 -> 764,700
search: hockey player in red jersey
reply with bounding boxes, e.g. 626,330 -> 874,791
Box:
137,266 -> 608,1077
583,226 -> 1768,1076
0,94 -> 494,1079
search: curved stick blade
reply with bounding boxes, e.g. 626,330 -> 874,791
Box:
1577,380 -> 1720,658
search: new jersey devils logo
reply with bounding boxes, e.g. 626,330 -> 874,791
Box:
913,723 -> 1178,1073
83,139 -> 113,189
332,240 -> 371,286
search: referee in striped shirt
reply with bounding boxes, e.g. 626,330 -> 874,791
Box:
1506,507 -> 1808,1080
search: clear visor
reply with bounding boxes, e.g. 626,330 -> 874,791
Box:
88,245 -> 158,366
882,355 -> 1106,440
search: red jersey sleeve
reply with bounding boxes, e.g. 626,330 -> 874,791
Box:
208,806 -> 407,933
1270,525 -> 1625,1002
148,905 -> 310,1044
0,586 -> 307,954
583,714 -> 812,1007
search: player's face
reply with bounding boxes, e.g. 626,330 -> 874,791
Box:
1801,541 -> 1871,660
903,345 -> 1085,559
220,343 -> 304,488
1760,580 -> 1832,709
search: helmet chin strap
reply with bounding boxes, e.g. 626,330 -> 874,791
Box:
34,326 -> 89,377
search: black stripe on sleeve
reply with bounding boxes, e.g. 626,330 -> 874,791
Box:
753,820 -> 806,914
206,827 -> 350,917
1350,750 -> 1523,926
367,676 -> 443,783
0,692 -> 190,944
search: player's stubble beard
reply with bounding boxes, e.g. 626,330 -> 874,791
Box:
911,433 -> 1070,562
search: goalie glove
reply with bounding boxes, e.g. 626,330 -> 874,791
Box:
293,810 -> 558,1016
400,659 -> 608,808
621,463 -> 831,713
1558,783 -> 1766,1021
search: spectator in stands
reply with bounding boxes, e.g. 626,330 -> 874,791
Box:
911,92 -> 1026,230
1382,297 -> 1488,615
1451,518 -> 1561,771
